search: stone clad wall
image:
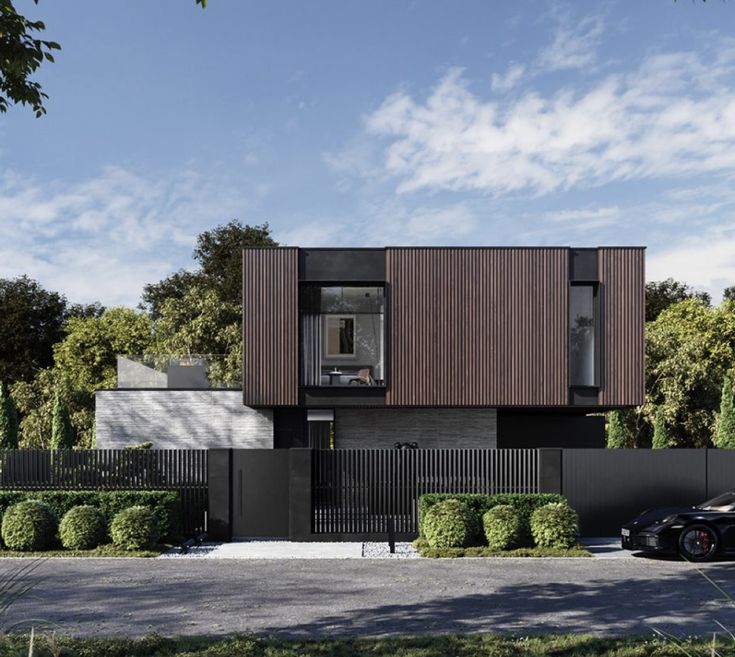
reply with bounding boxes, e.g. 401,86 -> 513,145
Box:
334,408 -> 497,449
95,390 -> 273,449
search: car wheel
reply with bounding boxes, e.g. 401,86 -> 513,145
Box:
678,524 -> 719,562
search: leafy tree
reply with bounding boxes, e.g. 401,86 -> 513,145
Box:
724,286 -> 735,303
153,286 -> 241,386
0,276 -> 68,383
53,308 -> 153,392
0,0 -> 60,117
714,375 -> 735,448
652,409 -> 674,449
645,278 -> 711,322
1,0 -> 206,117
11,308 -> 152,448
141,221 -> 278,317
606,410 -> 630,449
50,391 -> 74,449
644,298 -> 735,447
0,381 -> 19,448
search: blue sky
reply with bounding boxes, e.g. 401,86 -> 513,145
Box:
2,0 -> 735,306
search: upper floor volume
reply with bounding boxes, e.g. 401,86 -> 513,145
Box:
242,246 -> 645,410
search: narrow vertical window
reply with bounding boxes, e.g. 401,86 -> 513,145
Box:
570,285 -> 596,386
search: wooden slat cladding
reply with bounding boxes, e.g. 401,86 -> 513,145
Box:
386,248 -> 568,406
598,248 -> 645,406
243,248 -> 299,406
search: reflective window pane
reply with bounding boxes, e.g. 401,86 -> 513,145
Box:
570,285 -> 595,386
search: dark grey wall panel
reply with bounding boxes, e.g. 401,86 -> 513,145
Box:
569,248 -> 598,282
707,450 -> 735,498
563,449 -> 706,536
299,248 -> 386,282
232,449 -> 290,538
498,414 -> 604,448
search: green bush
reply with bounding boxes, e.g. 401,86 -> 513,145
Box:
419,493 -> 566,544
59,505 -> 107,550
0,490 -> 181,541
530,502 -> 579,549
423,499 -> 477,548
1,500 -> 57,551
110,506 -> 160,550
482,504 -> 522,550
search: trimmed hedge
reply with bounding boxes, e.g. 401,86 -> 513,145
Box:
0,490 -> 181,542
530,502 -> 579,549
483,504 -> 522,550
1,500 -> 57,551
110,506 -> 160,550
423,499 -> 477,548
419,493 -> 566,544
59,505 -> 107,550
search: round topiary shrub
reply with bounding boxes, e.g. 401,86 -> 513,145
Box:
1,500 -> 57,551
110,506 -> 159,550
483,504 -> 522,550
59,505 -> 106,550
530,502 -> 579,549
423,499 -> 477,548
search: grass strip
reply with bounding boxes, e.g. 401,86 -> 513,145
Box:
0,633 -> 729,657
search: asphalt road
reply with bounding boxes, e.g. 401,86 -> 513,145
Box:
8,557 -> 735,638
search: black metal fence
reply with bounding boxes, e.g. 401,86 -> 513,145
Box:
312,448 -> 539,535
0,450 -> 208,536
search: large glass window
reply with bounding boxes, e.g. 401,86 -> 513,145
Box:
301,286 -> 385,387
570,285 -> 596,387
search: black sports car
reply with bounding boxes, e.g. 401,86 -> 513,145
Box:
622,491 -> 735,562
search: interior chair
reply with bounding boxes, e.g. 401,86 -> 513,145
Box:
348,368 -> 374,386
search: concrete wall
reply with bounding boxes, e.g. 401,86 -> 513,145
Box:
95,390 -> 273,449
334,408 -> 497,449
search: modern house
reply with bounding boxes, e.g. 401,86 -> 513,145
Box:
96,246 -> 645,450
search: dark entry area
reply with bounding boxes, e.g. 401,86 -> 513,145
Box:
498,413 -> 605,448
231,449 -> 290,538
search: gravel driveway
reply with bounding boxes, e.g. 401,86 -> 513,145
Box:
7,556 -> 735,638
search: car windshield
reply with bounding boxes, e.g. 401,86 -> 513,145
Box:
698,491 -> 735,511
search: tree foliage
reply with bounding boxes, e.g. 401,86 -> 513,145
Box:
50,390 -> 74,449
605,409 -> 640,448
714,375 -> 735,449
0,0 -> 60,117
0,381 -> 19,448
0,276 -> 66,383
644,298 -> 735,447
141,221 -> 277,317
645,278 -> 711,323
153,286 -> 241,386
651,409 -> 674,449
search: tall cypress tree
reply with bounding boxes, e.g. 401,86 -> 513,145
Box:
652,409 -> 673,449
715,375 -> 735,448
606,410 -> 631,448
0,382 -> 19,449
50,391 -> 75,450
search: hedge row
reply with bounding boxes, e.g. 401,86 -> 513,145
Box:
0,491 -> 181,542
419,493 -> 566,541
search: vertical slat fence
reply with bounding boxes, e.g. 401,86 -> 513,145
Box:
0,450 -> 208,536
312,449 -> 539,535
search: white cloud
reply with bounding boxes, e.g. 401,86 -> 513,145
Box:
537,14 -> 605,72
363,43 -> 735,196
0,167 -> 256,306
491,63 -> 526,93
647,235 -> 735,303
545,206 -> 620,223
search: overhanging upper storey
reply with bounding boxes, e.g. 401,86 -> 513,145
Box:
242,246 -> 645,409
